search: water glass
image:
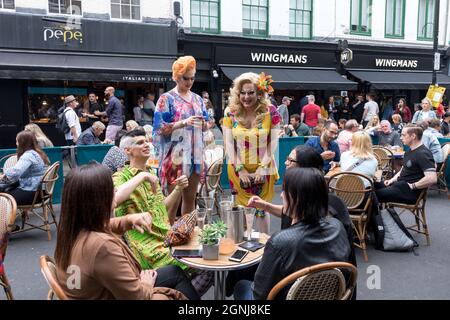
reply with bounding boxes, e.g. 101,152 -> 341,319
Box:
244,207 -> 255,241
196,208 -> 207,229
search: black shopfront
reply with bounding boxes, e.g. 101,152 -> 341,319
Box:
180,34 -> 450,122
342,44 -> 450,110
0,12 -> 178,148
179,34 -> 358,121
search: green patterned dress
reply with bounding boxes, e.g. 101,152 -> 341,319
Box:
113,166 -> 187,270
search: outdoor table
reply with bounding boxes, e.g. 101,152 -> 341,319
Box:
325,167 -> 383,182
172,227 -> 268,300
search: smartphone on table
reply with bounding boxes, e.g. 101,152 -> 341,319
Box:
172,249 -> 202,258
228,249 -> 249,262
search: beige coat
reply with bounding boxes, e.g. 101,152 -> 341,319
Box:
56,216 -> 186,300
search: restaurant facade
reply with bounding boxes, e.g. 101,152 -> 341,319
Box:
180,32 -> 450,121
0,12 -> 178,147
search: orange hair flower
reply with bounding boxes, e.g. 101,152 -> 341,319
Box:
257,72 -> 274,94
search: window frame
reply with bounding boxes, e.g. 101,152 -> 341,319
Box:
0,0 -> 15,10
350,0 -> 372,36
289,0 -> 313,40
242,0 -> 269,38
48,0 -> 83,16
110,0 -> 141,21
190,0 -> 221,34
417,0 -> 435,41
385,0 -> 405,39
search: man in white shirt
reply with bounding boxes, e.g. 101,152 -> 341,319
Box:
63,95 -> 82,145
362,93 -> 379,127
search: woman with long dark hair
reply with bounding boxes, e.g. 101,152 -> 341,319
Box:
54,163 -> 199,300
234,168 -> 351,300
0,131 -> 49,205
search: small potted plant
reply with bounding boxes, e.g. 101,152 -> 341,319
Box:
199,220 -> 227,260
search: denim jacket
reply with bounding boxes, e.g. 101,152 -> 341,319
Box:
5,150 -> 46,191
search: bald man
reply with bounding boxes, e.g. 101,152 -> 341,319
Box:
95,86 -> 124,142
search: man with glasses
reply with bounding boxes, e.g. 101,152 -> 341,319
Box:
305,121 -> 340,173
95,86 -> 124,143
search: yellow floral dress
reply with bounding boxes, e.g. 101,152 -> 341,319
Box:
223,105 -> 280,217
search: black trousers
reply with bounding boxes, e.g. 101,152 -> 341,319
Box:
7,188 -> 40,206
155,265 -> 200,300
375,181 -> 420,204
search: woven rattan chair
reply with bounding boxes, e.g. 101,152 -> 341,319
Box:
267,262 -> 357,300
386,189 -> 430,245
328,172 -> 374,262
433,143 -> 449,195
198,154 -> 225,212
39,255 -> 68,300
0,193 -> 17,300
15,162 -> 60,241
373,146 -> 394,179
0,154 -> 18,172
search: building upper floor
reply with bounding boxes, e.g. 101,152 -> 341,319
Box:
1,0 -> 450,48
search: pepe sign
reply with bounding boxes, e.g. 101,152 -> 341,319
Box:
43,25 -> 83,45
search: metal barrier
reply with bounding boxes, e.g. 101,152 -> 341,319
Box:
0,144 -> 114,204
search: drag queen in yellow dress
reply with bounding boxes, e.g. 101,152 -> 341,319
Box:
223,72 -> 280,233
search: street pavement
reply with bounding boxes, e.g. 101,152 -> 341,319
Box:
3,187 -> 450,300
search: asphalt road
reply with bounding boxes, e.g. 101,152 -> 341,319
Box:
3,189 -> 450,300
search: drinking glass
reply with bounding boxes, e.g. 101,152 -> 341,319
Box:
198,196 -> 215,222
244,207 -> 255,241
196,208 -> 207,229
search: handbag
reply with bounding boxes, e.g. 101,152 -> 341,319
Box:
239,174 -> 265,189
373,208 -> 418,252
163,210 -> 196,247
0,178 -> 19,193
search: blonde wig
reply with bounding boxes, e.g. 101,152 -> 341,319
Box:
227,72 -> 271,127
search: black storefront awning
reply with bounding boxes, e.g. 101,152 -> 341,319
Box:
221,66 -> 358,90
348,70 -> 450,90
0,50 -> 175,82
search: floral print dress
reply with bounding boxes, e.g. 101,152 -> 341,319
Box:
153,90 -> 209,192
223,105 -> 281,217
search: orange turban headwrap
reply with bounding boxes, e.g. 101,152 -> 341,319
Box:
172,56 -> 196,81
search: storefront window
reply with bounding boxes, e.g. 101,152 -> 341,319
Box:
385,0 -> 405,38
49,0 -> 82,15
289,0 -> 312,39
111,0 -> 141,20
191,0 -> 220,33
417,0 -> 435,41
350,0 -> 372,36
0,0 -> 14,9
242,0 -> 268,37
28,87 -> 88,123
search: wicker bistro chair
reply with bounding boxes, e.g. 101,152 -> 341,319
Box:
198,153 -> 225,212
0,193 -> 17,300
327,172 -> 374,262
267,262 -> 357,300
386,189 -> 430,245
372,146 -> 394,179
14,162 -> 60,241
39,255 -> 68,300
434,143 -> 450,195
0,154 -> 18,173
